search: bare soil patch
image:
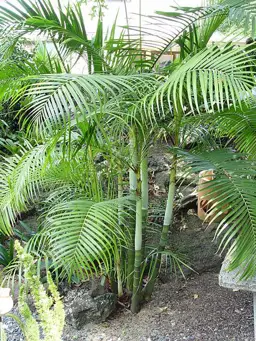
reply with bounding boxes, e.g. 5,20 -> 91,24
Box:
64,272 -> 254,341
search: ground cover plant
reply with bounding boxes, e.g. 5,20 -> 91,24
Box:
0,0 -> 255,315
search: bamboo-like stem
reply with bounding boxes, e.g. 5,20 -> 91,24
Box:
144,154 -> 177,300
141,156 -> 148,258
116,171 -> 124,297
115,243 -> 123,298
118,171 -> 124,224
127,133 -> 137,292
131,173 -> 143,314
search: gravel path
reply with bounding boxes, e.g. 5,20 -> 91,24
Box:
4,272 -> 254,341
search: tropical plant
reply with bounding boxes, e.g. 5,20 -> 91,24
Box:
0,0 -> 255,315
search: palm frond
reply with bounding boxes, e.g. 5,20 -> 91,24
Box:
218,0 -> 256,36
28,197 -> 131,281
0,143 -> 48,234
126,5 -> 229,68
15,73 -> 157,136
181,104 -> 256,157
211,106 -> 256,157
150,43 -> 256,117
180,148 -> 256,279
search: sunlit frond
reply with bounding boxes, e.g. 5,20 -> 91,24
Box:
150,44 -> 256,117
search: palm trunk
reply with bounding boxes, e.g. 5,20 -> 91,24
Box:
144,154 -> 177,300
131,173 -> 143,313
127,133 -> 137,292
141,156 -> 148,258
116,171 -> 124,297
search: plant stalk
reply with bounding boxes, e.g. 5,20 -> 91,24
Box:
127,133 -> 137,292
116,171 -> 124,297
144,154 -> 177,300
131,173 -> 143,314
141,156 -> 148,258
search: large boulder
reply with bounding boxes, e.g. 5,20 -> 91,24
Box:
64,282 -> 117,330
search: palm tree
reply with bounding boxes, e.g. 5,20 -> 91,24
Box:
0,0 -> 256,314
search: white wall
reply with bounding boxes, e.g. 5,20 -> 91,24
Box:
82,0 -> 205,37
0,0 -> 205,38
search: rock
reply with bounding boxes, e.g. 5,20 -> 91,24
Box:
154,171 -> 170,192
90,277 -> 106,297
219,256 -> 256,292
64,286 -> 117,329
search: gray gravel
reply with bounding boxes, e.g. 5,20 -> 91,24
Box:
3,309 -> 24,341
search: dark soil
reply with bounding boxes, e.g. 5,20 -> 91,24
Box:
64,272 -> 254,341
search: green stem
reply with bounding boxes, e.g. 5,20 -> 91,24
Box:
127,133 -> 137,292
141,156 -> 148,258
118,171 -> 124,220
0,317 -> 7,341
131,175 -> 143,314
144,154 -> 177,300
116,171 -> 124,297
115,244 -> 123,298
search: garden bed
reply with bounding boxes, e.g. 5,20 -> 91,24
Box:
62,272 -> 254,341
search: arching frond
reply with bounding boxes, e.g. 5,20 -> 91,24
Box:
218,0 -> 256,36
150,44 -> 256,117
16,73 -> 157,135
180,104 -> 256,157
179,148 -> 256,279
0,143 -> 48,234
125,4 -> 232,68
28,197 -> 131,281
212,106 -> 256,157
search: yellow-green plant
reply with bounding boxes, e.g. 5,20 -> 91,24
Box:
7,241 -> 65,341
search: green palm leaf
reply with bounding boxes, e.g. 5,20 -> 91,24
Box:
150,44 -> 256,116
180,148 -> 256,279
0,143 -> 48,234
218,0 -> 256,36
29,197 -> 131,281
16,73 -> 156,135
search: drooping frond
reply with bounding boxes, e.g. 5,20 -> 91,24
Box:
177,9 -> 228,60
179,148 -> 256,279
217,0 -> 256,36
28,197 -> 131,281
181,104 -> 256,156
0,143 -> 48,234
212,106 -> 256,157
15,73 -> 157,135
127,5 -> 229,68
150,43 -> 256,117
